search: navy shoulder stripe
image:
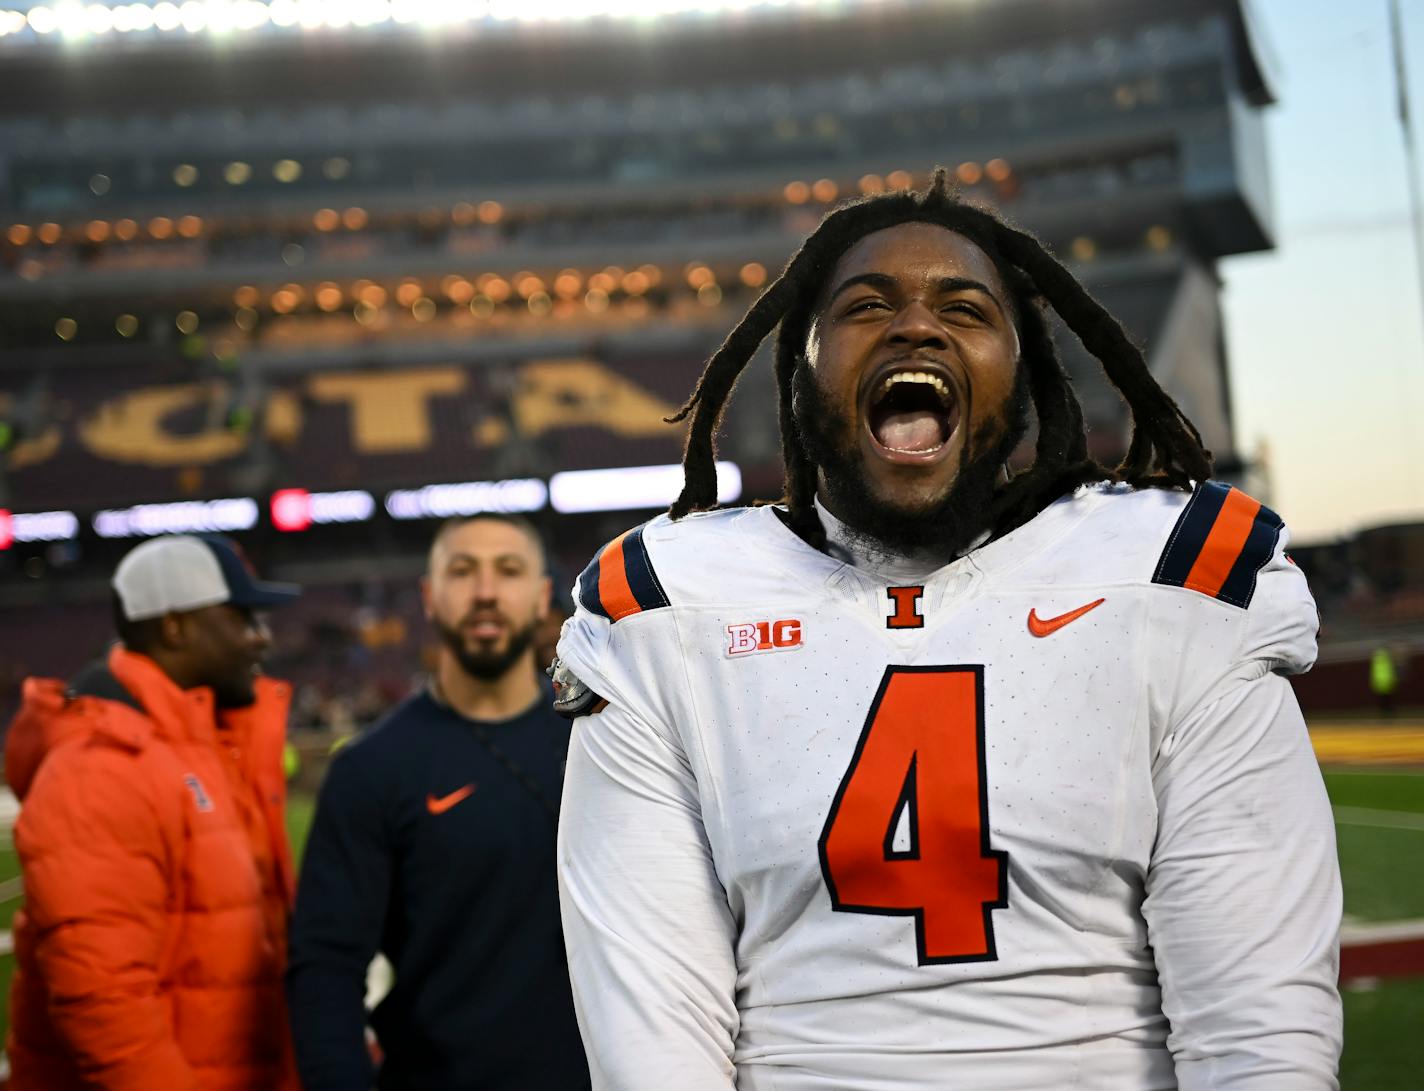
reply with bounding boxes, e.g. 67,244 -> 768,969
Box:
575,549 -> 609,620
576,523 -> 670,623
1153,481 -> 1283,608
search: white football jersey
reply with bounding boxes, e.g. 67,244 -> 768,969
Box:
556,483 -> 1342,1091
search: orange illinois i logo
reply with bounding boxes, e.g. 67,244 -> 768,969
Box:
182,774 -> 214,813
727,618 -> 804,657
886,586 -> 925,630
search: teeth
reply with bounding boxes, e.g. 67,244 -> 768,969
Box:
882,371 -> 952,404
886,441 -> 945,454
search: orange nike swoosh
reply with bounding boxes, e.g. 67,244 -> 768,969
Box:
1027,597 -> 1106,637
426,784 -> 476,815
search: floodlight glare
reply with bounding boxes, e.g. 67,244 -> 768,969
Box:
26,7 -> 58,35
295,0 -> 324,30
350,0 -> 392,28
206,0 -> 239,33
237,1 -> 271,29
84,3 -> 114,32
179,0 -> 206,32
0,0 -> 850,42
153,2 -> 182,30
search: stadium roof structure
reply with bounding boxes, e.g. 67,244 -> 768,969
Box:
0,0 -> 1275,141
0,0 -> 1273,103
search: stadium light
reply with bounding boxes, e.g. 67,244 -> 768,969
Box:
25,6 -> 58,33
153,3 -> 182,30
85,3 -> 114,33
0,509 -> 82,550
549,461 -> 741,514
94,497 -> 259,539
385,478 -> 548,520
0,0 -> 854,43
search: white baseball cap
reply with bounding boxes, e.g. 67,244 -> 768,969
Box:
113,535 -> 300,622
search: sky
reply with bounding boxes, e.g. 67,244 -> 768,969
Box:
1222,0 -> 1424,541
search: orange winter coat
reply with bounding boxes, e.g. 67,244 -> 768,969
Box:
4,645 -> 301,1091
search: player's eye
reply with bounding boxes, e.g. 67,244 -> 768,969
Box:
844,297 -> 890,315
941,301 -> 984,321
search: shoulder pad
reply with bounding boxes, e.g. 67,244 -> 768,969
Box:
576,522 -> 670,624
1151,481 -> 1283,609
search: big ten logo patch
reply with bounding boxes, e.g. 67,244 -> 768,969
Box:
726,618 -> 804,657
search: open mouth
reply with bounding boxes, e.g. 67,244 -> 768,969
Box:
866,368 -> 960,456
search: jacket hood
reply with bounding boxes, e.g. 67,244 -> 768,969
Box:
5,646 -> 293,804
4,676 -> 107,801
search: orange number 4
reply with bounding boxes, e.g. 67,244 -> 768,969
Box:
818,666 -> 1008,965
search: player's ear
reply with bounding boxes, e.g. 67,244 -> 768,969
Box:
159,611 -> 187,651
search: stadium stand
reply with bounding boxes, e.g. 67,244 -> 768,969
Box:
7,0 -> 1369,717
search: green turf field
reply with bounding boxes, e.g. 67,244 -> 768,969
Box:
1343,976 -> 1424,1090
0,772 -> 1418,1083
288,790 -> 315,865
1325,769 -> 1424,924
1323,768 -> 1424,816
1323,768 -> 1424,1088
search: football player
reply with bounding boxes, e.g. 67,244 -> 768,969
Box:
553,172 -> 1341,1089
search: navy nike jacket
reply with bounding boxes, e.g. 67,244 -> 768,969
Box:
287,688 -> 589,1091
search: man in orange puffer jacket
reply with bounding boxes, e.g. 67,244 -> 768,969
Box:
5,534 -> 303,1091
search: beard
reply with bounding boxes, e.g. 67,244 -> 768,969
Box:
433,613 -> 539,682
791,362 -> 1030,558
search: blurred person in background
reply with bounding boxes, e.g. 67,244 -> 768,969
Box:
1370,645 -> 1399,717
4,534 -> 303,1090
287,515 -> 589,1091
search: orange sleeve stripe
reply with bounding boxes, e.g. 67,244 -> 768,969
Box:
596,531 -> 642,621
1182,487 -> 1261,599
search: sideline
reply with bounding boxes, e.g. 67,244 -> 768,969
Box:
1310,726 -> 1424,765
1332,806 -> 1424,831
1341,924 -> 1424,982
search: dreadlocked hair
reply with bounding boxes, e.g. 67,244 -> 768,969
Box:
667,168 -> 1212,549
